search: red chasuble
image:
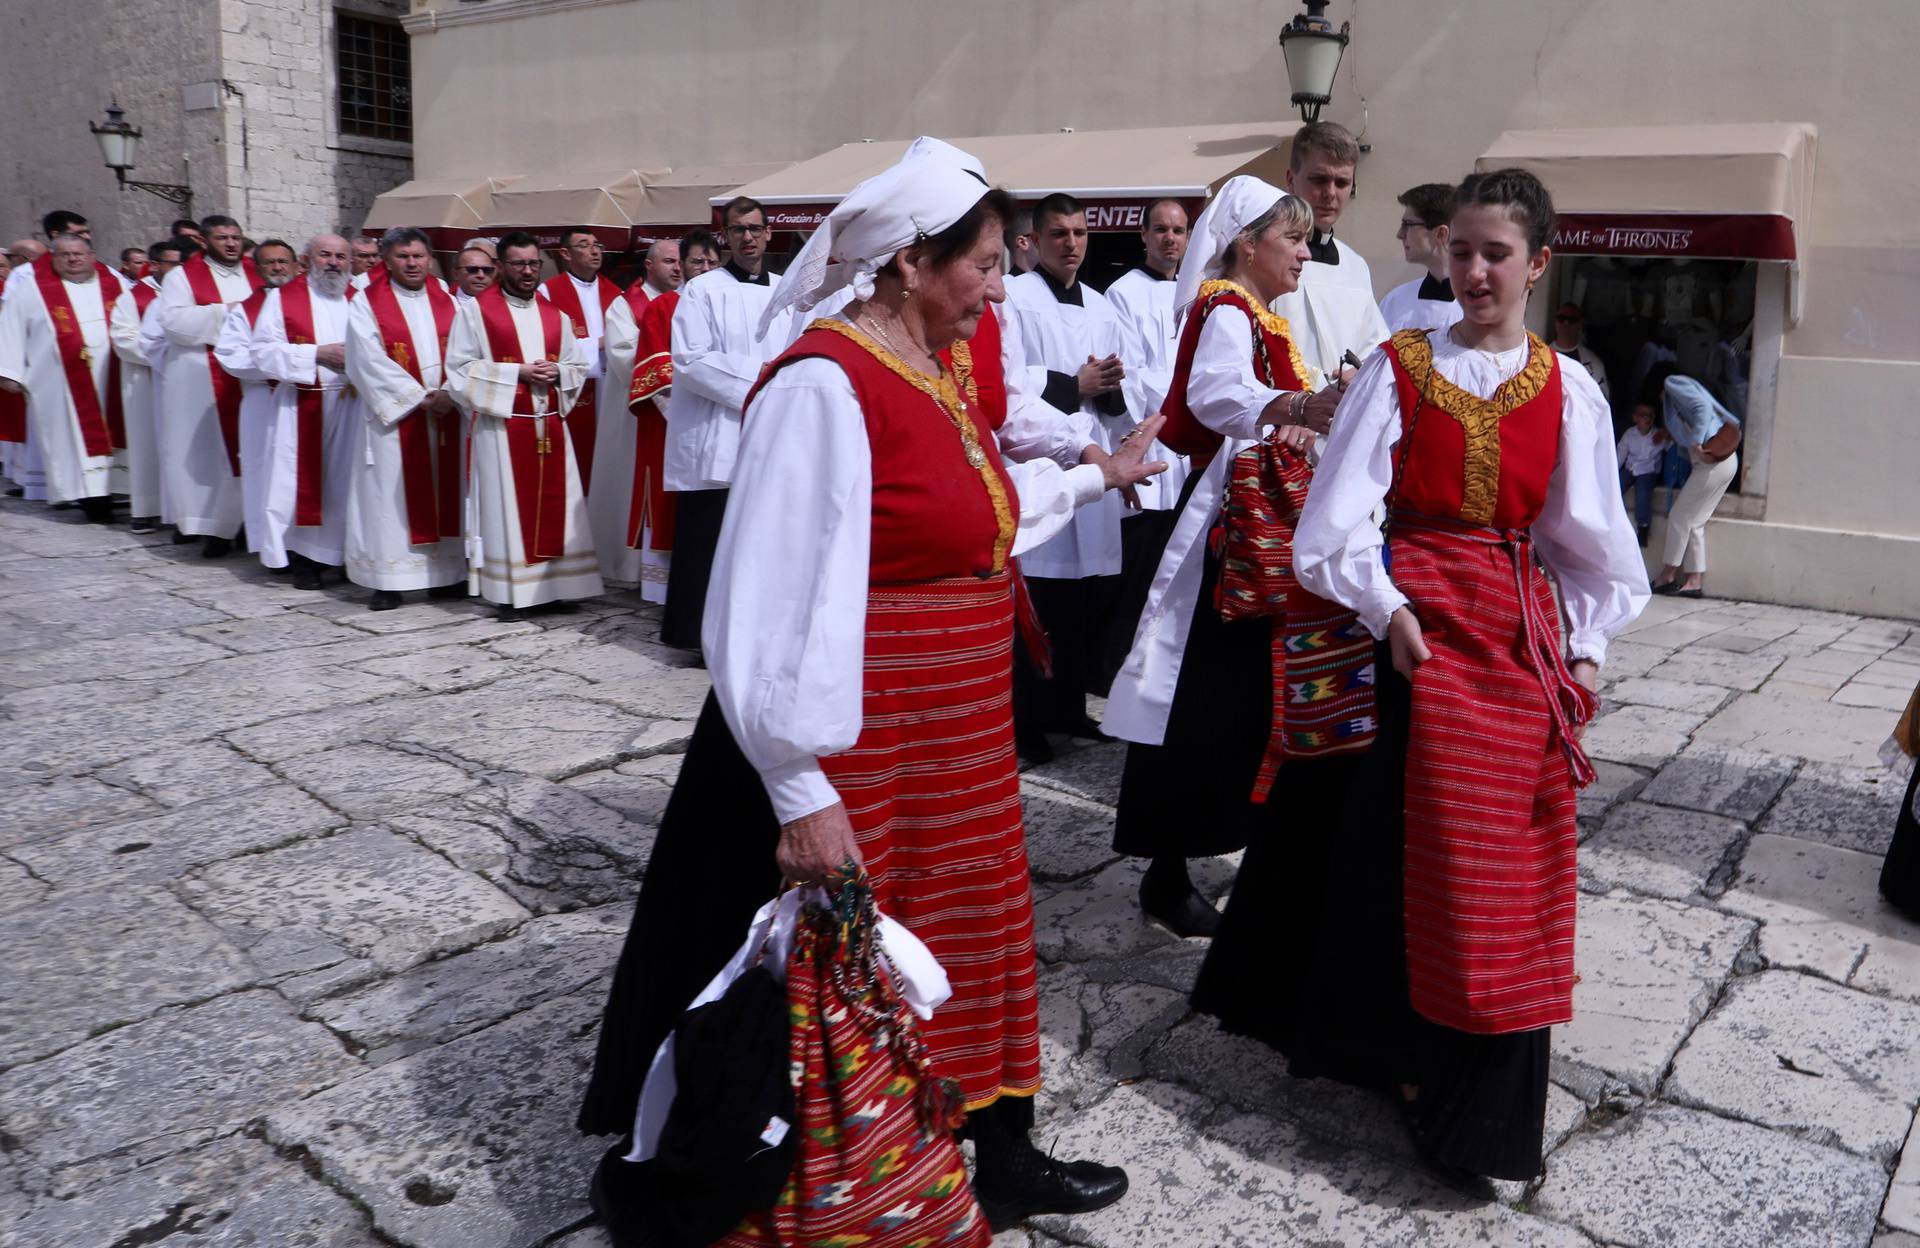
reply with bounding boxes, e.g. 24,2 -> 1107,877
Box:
1382,328 -> 1596,1037
183,255 -> 266,476
624,290 -> 677,551
365,278 -> 461,546
32,262 -> 124,456
539,272 -> 620,489
744,320 -> 1037,1110
477,285 -> 569,563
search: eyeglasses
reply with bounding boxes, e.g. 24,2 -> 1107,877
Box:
502,259 -> 543,270
1395,220 -> 1427,235
726,223 -> 769,237
459,265 -> 497,276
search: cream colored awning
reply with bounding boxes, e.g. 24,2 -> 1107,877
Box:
481,168 -> 669,239
361,175 -> 524,235
726,121 -> 1303,230
636,161 -> 792,230
1475,123 -> 1817,261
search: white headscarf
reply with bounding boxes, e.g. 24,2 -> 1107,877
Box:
757,137 -> 992,338
1173,175 -> 1289,322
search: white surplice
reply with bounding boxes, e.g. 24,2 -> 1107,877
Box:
588,292 -> 649,589
0,271 -> 116,503
1102,266 -> 1190,511
1378,275 -> 1464,335
1000,270 -> 1129,579
1292,330 -> 1651,666
211,301 -> 283,563
136,295 -> 171,518
1104,304 -> 1293,745
445,293 -> 602,607
662,267 -> 790,491
0,270 -> 44,500
341,282 -> 465,591
108,286 -> 162,517
1270,260 -> 1392,382
705,348 -> 1109,823
156,260 -> 253,537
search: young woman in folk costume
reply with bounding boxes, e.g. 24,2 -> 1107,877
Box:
1104,178 -> 1369,944
1290,168 -> 1648,1184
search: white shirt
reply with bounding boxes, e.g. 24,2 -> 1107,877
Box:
1308,234 -> 1374,293
1270,264 -> 1391,380
1557,342 -> 1610,399
1617,425 -> 1664,476
1378,275 -> 1463,335
662,265 -> 789,491
1292,329 -> 1650,667
563,273 -> 608,381
704,339 -> 1108,823
158,259 -> 253,350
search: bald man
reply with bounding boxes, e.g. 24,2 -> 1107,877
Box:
637,239 -> 681,300
251,234 -> 358,587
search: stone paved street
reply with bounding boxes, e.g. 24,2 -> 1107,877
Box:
5,495 -> 1920,1248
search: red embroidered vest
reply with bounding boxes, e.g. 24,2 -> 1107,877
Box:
1159,280 -> 1311,459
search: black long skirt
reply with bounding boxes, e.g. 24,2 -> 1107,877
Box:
1096,507 -> 1181,693
1111,536 -> 1272,859
660,488 -> 728,652
577,693 -> 782,1139
1191,646 -> 1549,1182
1880,761 -> 1920,920
1013,572 -> 1122,728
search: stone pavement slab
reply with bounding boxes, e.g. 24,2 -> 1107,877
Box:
1667,969 -> 1920,1162
1887,1114 -> 1920,1235
91,739 -> 281,808
0,884 -> 253,1069
1760,760 -> 1911,854
264,990 -> 607,1248
1578,799 -> 1749,900
1554,890 -> 1755,1092
1719,833 -> 1920,1002
275,742 -> 485,818
1580,702 -> 1709,768
180,826 -> 531,977
1533,1102 -> 1884,1248
1636,740 -> 1799,822
6,1135 -> 386,1248
0,774 -> 161,848
1021,783 -> 1126,882
314,905 -> 629,1064
1695,688 -> 1898,767
0,990 -> 358,1187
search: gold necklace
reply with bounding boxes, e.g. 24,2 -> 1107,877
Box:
856,311 -> 940,378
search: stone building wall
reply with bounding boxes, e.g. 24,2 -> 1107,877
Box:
0,0 -> 410,258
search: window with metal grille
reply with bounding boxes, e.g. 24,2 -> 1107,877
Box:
336,12 -> 412,143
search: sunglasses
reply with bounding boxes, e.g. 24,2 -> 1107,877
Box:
459,265 -> 497,276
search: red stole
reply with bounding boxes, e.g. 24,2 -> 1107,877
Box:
478,286 -> 569,562
539,272 -> 618,487
937,302 -> 1008,431
1158,280 -> 1310,462
279,276 -> 357,527
366,278 -> 461,546
625,291 -> 677,551
31,262 -> 123,457
184,255 -> 266,475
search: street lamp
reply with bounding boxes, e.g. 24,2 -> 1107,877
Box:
90,101 -> 193,210
1278,1 -> 1350,124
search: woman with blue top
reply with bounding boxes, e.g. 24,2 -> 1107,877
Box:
1649,366 -> 1741,597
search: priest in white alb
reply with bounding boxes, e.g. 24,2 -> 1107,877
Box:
585,262 -> 650,589
446,231 -> 601,616
250,234 -> 359,589
155,215 -> 262,556
0,234 -> 123,522
212,239 -> 300,566
108,237 -> 182,532
342,227 -> 468,610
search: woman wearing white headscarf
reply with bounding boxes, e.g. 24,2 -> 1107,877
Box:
1101,179 -> 1349,938
579,142 -> 1164,1237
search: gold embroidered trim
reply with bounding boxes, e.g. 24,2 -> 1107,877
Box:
628,353 -> 672,404
1196,279 -> 1313,389
948,339 -> 977,404
806,318 -> 1016,572
1390,328 -> 1555,526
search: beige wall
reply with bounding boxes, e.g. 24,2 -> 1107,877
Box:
405,0 -> 1920,614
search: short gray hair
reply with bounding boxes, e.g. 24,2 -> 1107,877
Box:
379,226 -> 433,254
460,236 -> 498,257
51,233 -> 94,253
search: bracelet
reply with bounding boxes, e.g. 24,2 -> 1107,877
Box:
1289,390 -> 1308,424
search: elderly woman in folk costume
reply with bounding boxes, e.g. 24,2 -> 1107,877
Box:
1288,168 -> 1648,1187
1103,178 -> 1364,942
578,142 -> 1166,1237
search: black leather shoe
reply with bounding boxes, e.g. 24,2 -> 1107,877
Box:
368,590 -> 403,611
1015,727 -> 1054,765
80,496 -> 115,524
201,536 -> 233,559
427,581 -> 467,599
129,516 -> 159,534
291,559 -> 323,590
1140,876 -> 1223,939
1063,715 -> 1112,742
171,528 -> 195,545
976,1156 -> 1129,1232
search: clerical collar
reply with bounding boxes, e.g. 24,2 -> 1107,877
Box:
504,290 -> 537,307
1036,264 -> 1083,306
1137,265 -> 1174,283
725,261 -> 770,287
1307,230 -> 1340,266
1417,273 -> 1454,302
